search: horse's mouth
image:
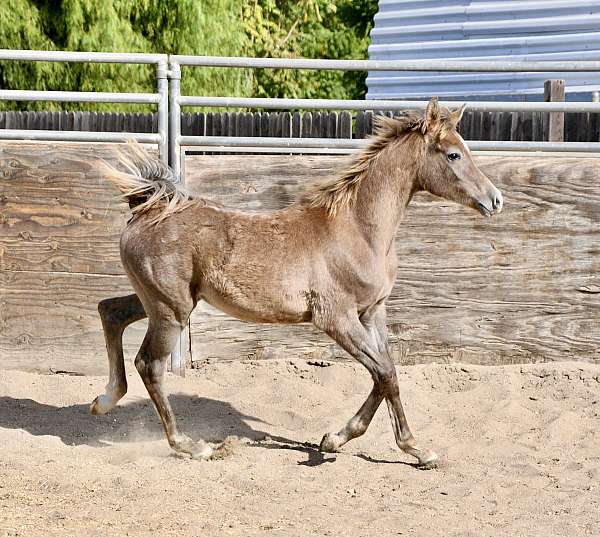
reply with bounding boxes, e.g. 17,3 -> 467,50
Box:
475,201 -> 493,217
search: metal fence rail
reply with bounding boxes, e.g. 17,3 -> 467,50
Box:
171,55 -> 600,72
0,129 -> 161,143
0,49 -> 169,169
170,54 -> 600,181
178,95 -> 600,113
0,90 -> 161,104
179,135 -> 600,153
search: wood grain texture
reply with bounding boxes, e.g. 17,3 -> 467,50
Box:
0,270 -> 145,375
3,143 -> 600,371
185,154 -> 600,365
0,141 -> 140,275
0,142 -> 151,373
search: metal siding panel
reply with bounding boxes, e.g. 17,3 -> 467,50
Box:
367,0 -> 600,99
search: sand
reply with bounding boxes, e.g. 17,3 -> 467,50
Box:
1,359 -> 599,537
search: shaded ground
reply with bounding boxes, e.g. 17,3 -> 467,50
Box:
1,359 -> 599,536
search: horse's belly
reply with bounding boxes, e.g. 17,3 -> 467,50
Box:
199,285 -> 310,324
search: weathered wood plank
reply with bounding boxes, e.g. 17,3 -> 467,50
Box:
544,79 -> 565,142
0,141 -> 145,275
184,154 -> 600,365
8,110 -> 595,142
0,270 -> 145,374
292,112 -> 301,138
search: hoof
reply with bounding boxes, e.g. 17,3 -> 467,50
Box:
416,450 -> 439,470
90,394 -> 116,415
319,433 -> 341,453
190,443 -> 214,461
172,436 -> 214,461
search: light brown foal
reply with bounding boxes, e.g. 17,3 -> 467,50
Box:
91,98 -> 503,467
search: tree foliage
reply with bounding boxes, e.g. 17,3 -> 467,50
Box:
0,0 -> 377,110
243,0 -> 377,100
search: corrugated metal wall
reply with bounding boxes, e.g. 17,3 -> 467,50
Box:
367,0 -> 600,100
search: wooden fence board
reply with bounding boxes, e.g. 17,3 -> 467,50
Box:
184,154 -> 600,366
0,270 -> 144,374
0,142 -> 136,275
3,141 -> 600,372
3,110 -> 600,142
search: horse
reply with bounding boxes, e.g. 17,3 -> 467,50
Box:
91,98 -> 503,468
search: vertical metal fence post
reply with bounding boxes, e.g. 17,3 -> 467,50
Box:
167,61 -> 187,377
156,60 -> 169,163
157,60 -> 185,376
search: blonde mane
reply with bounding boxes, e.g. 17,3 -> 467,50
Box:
301,106 -> 459,217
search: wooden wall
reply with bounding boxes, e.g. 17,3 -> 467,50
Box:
1,141 -> 599,374
0,142 -> 146,374
184,154 -> 600,366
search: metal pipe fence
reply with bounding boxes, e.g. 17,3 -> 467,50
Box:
170,55 -> 600,172
0,49 -> 181,374
178,95 -> 600,113
0,50 -> 169,151
4,49 -> 600,375
179,135 -> 600,153
171,55 -> 600,72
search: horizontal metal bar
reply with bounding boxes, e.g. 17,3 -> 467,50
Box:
0,49 -> 166,64
179,136 -> 600,153
183,146 -> 600,157
172,55 -> 600,72
0,89 -> 160,104
178,96 -> 600,113
184,146 -> 355,155
0,130 -> 161,143
470,141 -> 600,152
179,136 -> 361,149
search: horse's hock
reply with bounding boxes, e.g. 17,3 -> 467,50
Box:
1,140 -> 599,373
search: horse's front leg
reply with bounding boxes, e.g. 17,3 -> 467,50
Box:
318,304 -> 387,452
316,306 -> 438,468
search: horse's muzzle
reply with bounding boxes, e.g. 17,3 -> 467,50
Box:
476,187 -> 503,217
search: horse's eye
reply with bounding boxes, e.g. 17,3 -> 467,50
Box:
447,152 -> 461,161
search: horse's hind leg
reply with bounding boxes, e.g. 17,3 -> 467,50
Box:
135,311 -> 213,460
91,294 -> 146,415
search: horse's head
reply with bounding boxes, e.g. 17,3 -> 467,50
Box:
417,98 -> 503,217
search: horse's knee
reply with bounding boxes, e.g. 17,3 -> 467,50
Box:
375,362 -> 398,396
98,297 -> 127,329
134,351 -> 165,382
98,298 -> 116,323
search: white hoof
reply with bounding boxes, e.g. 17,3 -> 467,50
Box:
190,443 -> 214,461
416,450 -> 439,469
320,433 -> 342,453
90,394 -> 117,415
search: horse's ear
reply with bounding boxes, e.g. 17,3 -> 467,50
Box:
450,104 -> 466,128
422,97 -> 440,135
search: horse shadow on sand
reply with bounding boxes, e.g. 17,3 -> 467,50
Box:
0,392 -> 334,467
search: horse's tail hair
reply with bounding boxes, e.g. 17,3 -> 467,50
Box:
99,140 -> 194,225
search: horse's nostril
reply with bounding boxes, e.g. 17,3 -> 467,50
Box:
492,195 -> 502,210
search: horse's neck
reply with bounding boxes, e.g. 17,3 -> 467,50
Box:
350,142 -> 419,254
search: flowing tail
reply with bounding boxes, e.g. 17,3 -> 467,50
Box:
99,141 -> 194,225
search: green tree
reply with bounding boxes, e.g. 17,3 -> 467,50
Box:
242,0 -> 378,100
0,0 -> 378,110
0,0 -> 252,110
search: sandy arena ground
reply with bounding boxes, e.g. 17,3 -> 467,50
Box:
1,359 -> 599,537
